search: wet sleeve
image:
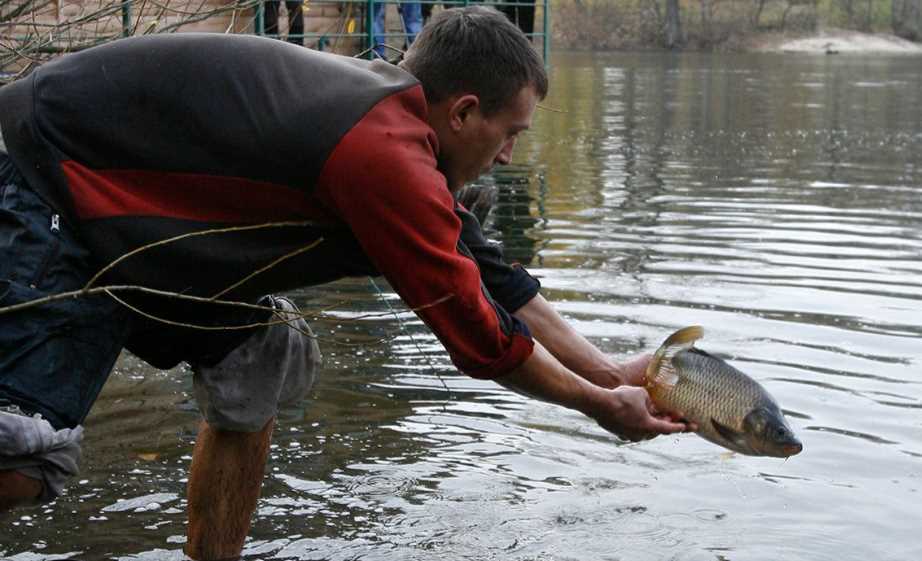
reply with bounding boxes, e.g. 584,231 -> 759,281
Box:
314,86 -> 533,379
455,203 -> 541,313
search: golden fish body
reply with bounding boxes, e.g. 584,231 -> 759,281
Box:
645,326 -> 802,458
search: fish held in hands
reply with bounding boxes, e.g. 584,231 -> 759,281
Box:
645,326 -> 802,458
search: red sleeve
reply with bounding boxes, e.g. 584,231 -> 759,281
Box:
315,85 -> 533,379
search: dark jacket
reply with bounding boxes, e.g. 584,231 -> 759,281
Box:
0,33 -> 539,376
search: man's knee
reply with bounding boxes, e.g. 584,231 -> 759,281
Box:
0,470 -> 43,510
0,407 -> 84,506
192,296 -> 321,433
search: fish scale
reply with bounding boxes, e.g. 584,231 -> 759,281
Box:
671,351 -> 762,444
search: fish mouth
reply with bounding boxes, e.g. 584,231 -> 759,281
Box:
782,441 -> 803,457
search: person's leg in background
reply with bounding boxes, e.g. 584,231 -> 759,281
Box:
519,0 -> 535,36
185,296 -> 321,561
285,0 -> 304,45
421,1 -> 433,24
263,0 -> 282,39
499,2 -> 515,30
500,0 -> 535,37
399,2 -> 423,47
372,1 -> 388,58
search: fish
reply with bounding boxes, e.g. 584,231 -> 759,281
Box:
645,326 -> 803,458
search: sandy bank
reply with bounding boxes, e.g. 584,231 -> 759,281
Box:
755,28 -> 922,54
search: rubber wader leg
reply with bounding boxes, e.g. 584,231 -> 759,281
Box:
185,418 -> 275,561
0,470 -> 43,511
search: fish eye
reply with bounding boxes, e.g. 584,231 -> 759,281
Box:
773,426 -> 788,441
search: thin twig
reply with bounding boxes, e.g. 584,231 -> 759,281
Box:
369,277 -> 453,406
0,280 -> 454,329
353,42 -> 404,60
341,293 -> 453,322
537,103 -> 566,113
0,284 -> 287,317
104,288 -> 311,331
132,0 -> 150,36
224,0 -> 241,33
141,0 -> 257,18
209,237 -> 324,300
83,220 -> 315,290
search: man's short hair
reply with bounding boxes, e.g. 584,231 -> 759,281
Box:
401,6 -> 548,116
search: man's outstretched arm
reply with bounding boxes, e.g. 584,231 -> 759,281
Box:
495,341 -> 688,442
513,293 -> 648,389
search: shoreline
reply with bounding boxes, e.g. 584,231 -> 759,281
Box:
551,28 -> 922,55
742,28 -> 922,54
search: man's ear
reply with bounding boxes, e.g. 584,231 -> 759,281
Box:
447,94 -> 481,132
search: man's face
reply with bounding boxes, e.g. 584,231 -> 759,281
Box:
438,86 -> 539,192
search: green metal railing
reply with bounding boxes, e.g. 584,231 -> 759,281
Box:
122,0 -> 133,37
253,0 -> 550,63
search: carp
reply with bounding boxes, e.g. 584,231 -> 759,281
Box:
645,326 -> 802,457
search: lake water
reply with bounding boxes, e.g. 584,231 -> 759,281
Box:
3,51 -> 921,560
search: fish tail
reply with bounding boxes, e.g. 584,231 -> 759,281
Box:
645,325 -> 704,389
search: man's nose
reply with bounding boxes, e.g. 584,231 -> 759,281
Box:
494,138 -> 516,166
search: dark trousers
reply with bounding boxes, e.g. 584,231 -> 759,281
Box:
500,0 -> 535,36
0,154 -> 130,429
264,1 -> 305,45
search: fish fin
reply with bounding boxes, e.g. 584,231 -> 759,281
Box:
711,418 -> 747,448
661,325 -> 704,350
653,362 -> 680,388
645,326 -> 704,388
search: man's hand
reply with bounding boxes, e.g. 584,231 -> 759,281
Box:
505,293 -> 697,440
612,354 -> 653,387
584,385 -> 689,442
572,352 -> 654,389
499,343 -> 692,442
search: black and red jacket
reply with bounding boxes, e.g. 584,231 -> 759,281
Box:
0,33 -> 538,377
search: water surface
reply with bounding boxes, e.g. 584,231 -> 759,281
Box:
3,51 -> 921,560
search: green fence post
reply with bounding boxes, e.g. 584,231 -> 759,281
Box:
366,0 -> 375,57
542,0 -> 549,65
121,0 -> 133,37
254,0 -> 264,35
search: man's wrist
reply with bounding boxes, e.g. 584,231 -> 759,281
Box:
576,383 -> 613,420
576,362 -> 625,389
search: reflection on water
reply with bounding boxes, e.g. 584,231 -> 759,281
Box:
3,52 -> 922,560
